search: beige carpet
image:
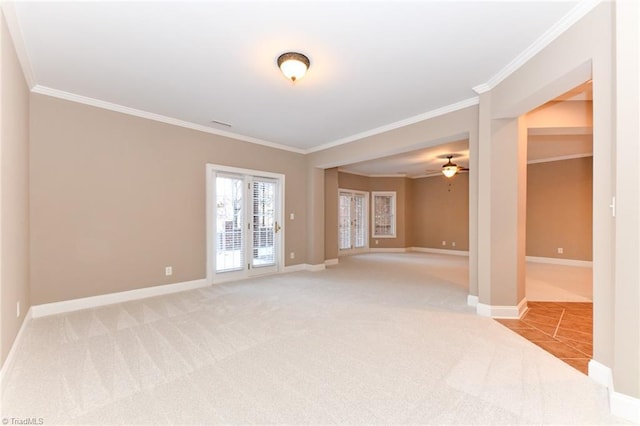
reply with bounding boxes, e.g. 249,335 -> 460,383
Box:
1,253 -> 619,424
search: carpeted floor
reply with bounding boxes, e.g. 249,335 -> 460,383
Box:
1,253 -> 621,424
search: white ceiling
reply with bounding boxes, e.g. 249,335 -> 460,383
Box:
9,1 -> 586,152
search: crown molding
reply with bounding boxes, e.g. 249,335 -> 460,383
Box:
307,97 -> 479,154
1,1 -> 36,89
472,83 -> 492,95
527,153 -> 593,164
474,0 -> 603,94
31,85 -> 306,155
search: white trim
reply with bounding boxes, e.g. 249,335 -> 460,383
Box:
472,83 -> 492,95
410,247 -> 470,256
588,359 -> 614,390
475,0 -> 604,93
324,258 -> 339,266
336,169 -> 369,178
526,256 -> 592,267
0,307 -> 33,393
467,295 -> 479,307
367,174 -> 408,178
31,279 -> 208,318
283,264 -> 308,273
477,298 -> 528,319
305,264 -> 326,272
527,153 -> 593,165
338,248 -> 370,256
282,263 -> 327,272
369,248 -> 408,253
611,391 -> 640,424
32,86 -> 305,154
0,2 -> 35,89
307,97 -> 479,154
588,360 -> 640,423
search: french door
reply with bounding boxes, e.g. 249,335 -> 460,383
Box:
338,190 -> 368,254
208,165 -> 283,283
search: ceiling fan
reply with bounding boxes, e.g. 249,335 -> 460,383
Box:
441,155 -> 469,178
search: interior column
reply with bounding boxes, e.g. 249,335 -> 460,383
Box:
477,94 -> 528,316
306,166 -> 325,267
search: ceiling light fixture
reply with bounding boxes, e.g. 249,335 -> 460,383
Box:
442,156 -> 458,178
277,52 -> 310,83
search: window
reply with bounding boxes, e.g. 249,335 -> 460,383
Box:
372,191 -> 396,238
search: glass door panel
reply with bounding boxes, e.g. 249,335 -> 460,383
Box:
339,192 -> 352,250
353,194 -> 366,249
215,175 -> 244,273
251,179 -> 277,269
338,190 -> 368,253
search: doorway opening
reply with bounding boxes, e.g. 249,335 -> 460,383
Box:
498,81 -> 594,374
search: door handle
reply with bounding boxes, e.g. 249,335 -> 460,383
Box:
274,221 -> 281,233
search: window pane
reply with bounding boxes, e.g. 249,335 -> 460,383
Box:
372,192 -> 396,237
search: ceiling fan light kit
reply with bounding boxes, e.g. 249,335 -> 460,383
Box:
442,155 -> 459,178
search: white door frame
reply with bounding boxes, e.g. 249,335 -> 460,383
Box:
206,164 -> 285,284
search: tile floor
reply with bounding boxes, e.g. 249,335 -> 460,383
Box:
496,302 -> 593,374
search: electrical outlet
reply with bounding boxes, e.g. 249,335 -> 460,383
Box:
165,266 -> 173,276
17,301 -> 20,318
290,213 -> 295,220
442,241 -> 446,246
452,242 -> 456,247
375,240 -> 379,245
290,252 -> 295,259
557,248 -> 564,254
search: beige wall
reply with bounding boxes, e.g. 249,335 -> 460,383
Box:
333,171 -> 469,252
29,94 -> 308,305
527,157 -> 593,261
410,174 -> 469,251
0,11 -> 31,368
333,172 -> 410,250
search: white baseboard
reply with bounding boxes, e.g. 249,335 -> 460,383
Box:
588,359 -> 614,389
526,256 -> 592,267
410,247 -> 470,256
369,248 -> 408,253
611,390 -> 640,424
1,307 -> 33,393
588,360 -> 640,423
283,263 -> 326,272
31,278 -> 208,318
467,295 -> 479,307
306,263 -> 326,271
324,258 -> 339,266
477,298 -> 528,319
283,264 -> 308,272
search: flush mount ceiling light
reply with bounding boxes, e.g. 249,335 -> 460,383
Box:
277,52 -> 310,83
442,156 -> 459,178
